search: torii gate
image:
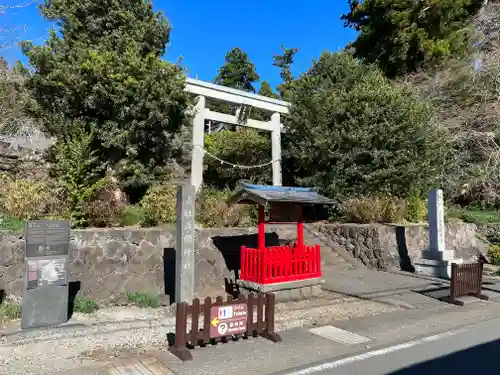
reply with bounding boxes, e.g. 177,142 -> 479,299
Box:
184,78 -> 290,192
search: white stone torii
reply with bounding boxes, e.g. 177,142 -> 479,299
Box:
184,78 -> 290,192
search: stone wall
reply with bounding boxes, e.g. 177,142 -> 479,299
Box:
0,225 -> 309,304
0,134 -> 53,180
0,222 -> 484,303
316,222 -> 485,270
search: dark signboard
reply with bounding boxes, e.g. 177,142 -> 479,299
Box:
209,303 -> 248,338
269,203 -> 301,223
25,220 -> 70,257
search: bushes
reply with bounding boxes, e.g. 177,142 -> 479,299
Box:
0,299 -> 21,321
139,182 -> 177,226
139,184 -> 255,228
488,245 -> 500,266
197,188 -> 255,228
84,182 -> 128,227
73,295 -> 99,314
0,174 -> 52,220
405,191 -> 428,223
119,206 -> 145,227
340,195 -> 427,224
123,291 -> 160,308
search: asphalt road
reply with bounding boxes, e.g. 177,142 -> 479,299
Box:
278,316 -> 500,375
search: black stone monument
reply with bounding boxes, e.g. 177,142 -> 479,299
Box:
22,220 -> 70,329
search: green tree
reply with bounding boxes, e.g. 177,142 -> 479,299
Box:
215,47 -> 260,92
283,52 -> 450,198
251,80 -> 279,121
273,45 -> 298,100
342,0 -> 483,77
258,80 -> 279,99
22,0 -> 190,194
52,124 -> 108,228
204,128 -> 271,188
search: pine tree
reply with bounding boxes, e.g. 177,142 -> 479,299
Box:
273,45 -> 299,100
258,80 -> 279,99
215,47 -> 260,92
22,0 -> 190,190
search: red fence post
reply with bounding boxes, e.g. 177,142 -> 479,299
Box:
315,244 -> 321,277
297,206 -> 304,250
261,247 -> 268,284
258,205 -> 266,250
241,246 -> 246,280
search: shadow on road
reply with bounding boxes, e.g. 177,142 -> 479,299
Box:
385,338 -> 500,374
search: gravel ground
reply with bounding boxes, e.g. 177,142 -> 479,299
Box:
0,293 -> 400,375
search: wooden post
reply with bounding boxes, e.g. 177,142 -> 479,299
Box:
260,293 -> 282,343
168,302 -> 193,361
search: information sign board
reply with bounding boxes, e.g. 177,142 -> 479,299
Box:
209,303 -> 248,338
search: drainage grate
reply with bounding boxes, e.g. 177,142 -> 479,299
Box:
107,358 -> 174,375
309,325 -> 371,345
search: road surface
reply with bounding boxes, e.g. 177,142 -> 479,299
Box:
277,316 -> 500,375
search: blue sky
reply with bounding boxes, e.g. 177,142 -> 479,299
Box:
2,0 -> 357,90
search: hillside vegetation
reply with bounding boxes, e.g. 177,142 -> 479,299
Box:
1,0 -> 500,228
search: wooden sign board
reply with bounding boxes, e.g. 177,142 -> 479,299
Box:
268,203 -> 301,223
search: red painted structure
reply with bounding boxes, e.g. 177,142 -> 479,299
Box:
229,183 -> 335,285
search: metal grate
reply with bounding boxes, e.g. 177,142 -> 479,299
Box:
309,325 -> 371,345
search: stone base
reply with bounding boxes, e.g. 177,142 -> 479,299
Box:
414,257 -> 463,279
236,278 -> 323,302
421,249 -> 457,261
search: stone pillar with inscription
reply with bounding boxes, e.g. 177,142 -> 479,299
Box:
175,184 -> 195,303
22,220 -> 70,329
414,189 -> 463,278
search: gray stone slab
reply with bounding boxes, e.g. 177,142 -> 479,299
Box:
22,220 -> 70,329
175,184 -> 195,303
21,284 -> 68,329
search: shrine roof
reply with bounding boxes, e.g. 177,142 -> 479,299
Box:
227,183 -> 336,206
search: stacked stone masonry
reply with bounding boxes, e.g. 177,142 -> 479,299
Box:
0,223 -> 484,304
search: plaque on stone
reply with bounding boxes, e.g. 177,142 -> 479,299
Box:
22,220 -> 70,329
38,259 -> 67,287
175,184 -> 195,303
25,220 -> 70,257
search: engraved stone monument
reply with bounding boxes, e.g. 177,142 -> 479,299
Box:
175,184 -> 195,303
414,189 -> 463,278
22,220 -> 70,329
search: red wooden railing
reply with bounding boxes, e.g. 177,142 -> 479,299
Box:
240,244 -> 322,284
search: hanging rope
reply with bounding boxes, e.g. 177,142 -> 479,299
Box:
193,144 -> 280,169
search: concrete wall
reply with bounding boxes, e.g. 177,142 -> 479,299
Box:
0,222 -> 483,303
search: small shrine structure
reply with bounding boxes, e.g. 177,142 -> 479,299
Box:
228,183 -> 336,301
